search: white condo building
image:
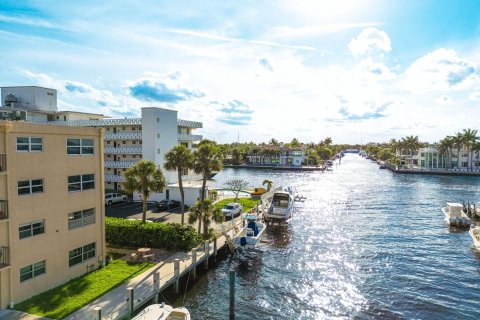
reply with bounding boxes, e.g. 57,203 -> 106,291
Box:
1,86 -> 205,204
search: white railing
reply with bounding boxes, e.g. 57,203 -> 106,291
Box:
104,175 -> 125,182
68,215 -> 96,230
178,133 -> 202,141
177,119 -> 202,128
55,118 -> 142,127
104,161 -> 137,169
104,147 -> 142,154
104,132 -> 142,140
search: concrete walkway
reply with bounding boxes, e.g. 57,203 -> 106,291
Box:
67,226 -> 237,320
0,309 -> 52,320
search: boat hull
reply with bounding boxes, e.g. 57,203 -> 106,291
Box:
469,227 -> 480,250
233,222 -> 266,250
442,207 -> 472,226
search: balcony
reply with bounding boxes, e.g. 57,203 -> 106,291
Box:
0,200 -> 7,221
104,161 -> 137,169
105,174 -> 125,182
104,147 -> 142,154
0,246 -> 9,269
177,119 -> 202,128
178,133 -> 202,141
104,132 -> 142,140
0,153 -> 6,172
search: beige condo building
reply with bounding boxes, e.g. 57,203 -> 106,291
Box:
0,121 -> 105,308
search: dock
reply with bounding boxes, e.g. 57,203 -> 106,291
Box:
68,225 -> 240,320
383,162 -> 480,176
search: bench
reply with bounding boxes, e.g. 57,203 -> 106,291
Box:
142,254 -> 155,261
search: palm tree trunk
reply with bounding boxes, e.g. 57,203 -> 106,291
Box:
178,169 -> 185,225
142,193 -> 148,223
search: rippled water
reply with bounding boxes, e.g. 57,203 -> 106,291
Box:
172,154 -> 480,319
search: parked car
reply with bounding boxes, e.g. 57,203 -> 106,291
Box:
105,193 -> 128,206
155,200 -> 181,211
221,203 -> 243,218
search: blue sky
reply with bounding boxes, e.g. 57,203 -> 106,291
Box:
1,0 -> 480,144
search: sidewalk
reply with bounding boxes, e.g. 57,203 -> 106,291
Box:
0,309 -> 52,320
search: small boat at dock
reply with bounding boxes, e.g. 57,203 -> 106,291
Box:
132,303 -> 190,320
469,225 -> 480,250
233,214 -> 266,251
442,202 -> 472,227
264,189 -> 294,223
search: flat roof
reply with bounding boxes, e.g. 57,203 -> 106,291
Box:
1,86 -> 57,91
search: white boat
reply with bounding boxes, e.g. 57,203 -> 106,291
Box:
132,303 -> 190,320
264,189 -> 294,222
233,214 -> 266,250
441,202 -> 472,227
469,225 -> 480,250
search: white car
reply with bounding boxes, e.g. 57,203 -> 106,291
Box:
221,203 -> 243,218
105,193 -> 128,206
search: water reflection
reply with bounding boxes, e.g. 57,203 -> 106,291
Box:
179,155 -> 480,319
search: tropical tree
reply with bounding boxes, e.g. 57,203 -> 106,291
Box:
462,128 -> 478,169
232,148 -> 241,165
262,179 -> 273,191
224,179 -> 249,202
472,141 -> 480,170
323,137 -> 333,146
188,199 -> 224,236
124,160 -> 166,223
438,136 -> 454,169
401,135 -> 422,168
451,132 -> 464,168
164,145 -> 193,225
269,138 -> 280,146
289,137 -> 301,148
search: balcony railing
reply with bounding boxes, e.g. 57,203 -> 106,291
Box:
105,174 -> 125,182
0,153 -> 6,172
104,147 -> 142,154
0,246 -> 9,268
178,133 -> 203,141
104,132 -> 142,140
177,119 -> 203,128
0,200 -> 8,220
104,161 -> 137,169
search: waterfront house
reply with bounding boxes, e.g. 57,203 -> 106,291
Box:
246,145 -> 305,167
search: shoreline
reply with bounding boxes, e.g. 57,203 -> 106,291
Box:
223,164 -> 327,171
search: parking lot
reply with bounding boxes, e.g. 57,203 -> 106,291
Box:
105,201 -> 186,224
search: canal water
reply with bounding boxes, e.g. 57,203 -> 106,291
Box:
172,154 -> 480,319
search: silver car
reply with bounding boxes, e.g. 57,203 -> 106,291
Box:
221,203 -> 243,218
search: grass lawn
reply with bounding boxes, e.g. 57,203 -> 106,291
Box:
15,259 -> 154,319
214,197 -> 260,213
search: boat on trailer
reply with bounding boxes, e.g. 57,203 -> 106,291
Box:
233,214 -> 266,251
265,189 -> 294,223
132,303 -> 190,320
441,202 -> 472,227
469,225 -> 480,250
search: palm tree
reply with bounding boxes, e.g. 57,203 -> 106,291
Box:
400,136 -> 420,168
462,128 -> 478,169
164,145 -> 193,225
290,138 -> 301,148
262,179 -> 273,191
472,141 -> 480,170
438,136 -> 454,169
124,160 -> 166,223
324,137 -> 333,146
451,132 -> 464,168
188,199 -> 224,236
269,138 -> 280,146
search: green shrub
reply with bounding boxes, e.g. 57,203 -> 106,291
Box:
105,218 -> 202,251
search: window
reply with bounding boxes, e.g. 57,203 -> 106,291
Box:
18,179 -> 44,195
157,118 -> 159,122
107,128 -> 110,131
68,208 -> 95,229
68,174 -> 95,192
122,127 -> 125,130
122,155 -> 126,158
157,148 -> 160,154
69,242 -> 96,267
67,139 -> 94,155
122,141 -> 126,144
157,134 -> 160,138
133,141 -> 136,144
133,155 -> 137,158
20,260 -> 46,282
16,137 -> 43,152
132,127 -> 135,131
19,220 -> 45,239
107,141 -> 110,144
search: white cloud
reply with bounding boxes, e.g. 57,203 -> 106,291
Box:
404,48 -> 479,92
469,92 -> 480,100
436,95 -> 452,104
348,27 -> 392,56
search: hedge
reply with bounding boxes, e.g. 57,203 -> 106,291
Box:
106,218 -> 203,251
